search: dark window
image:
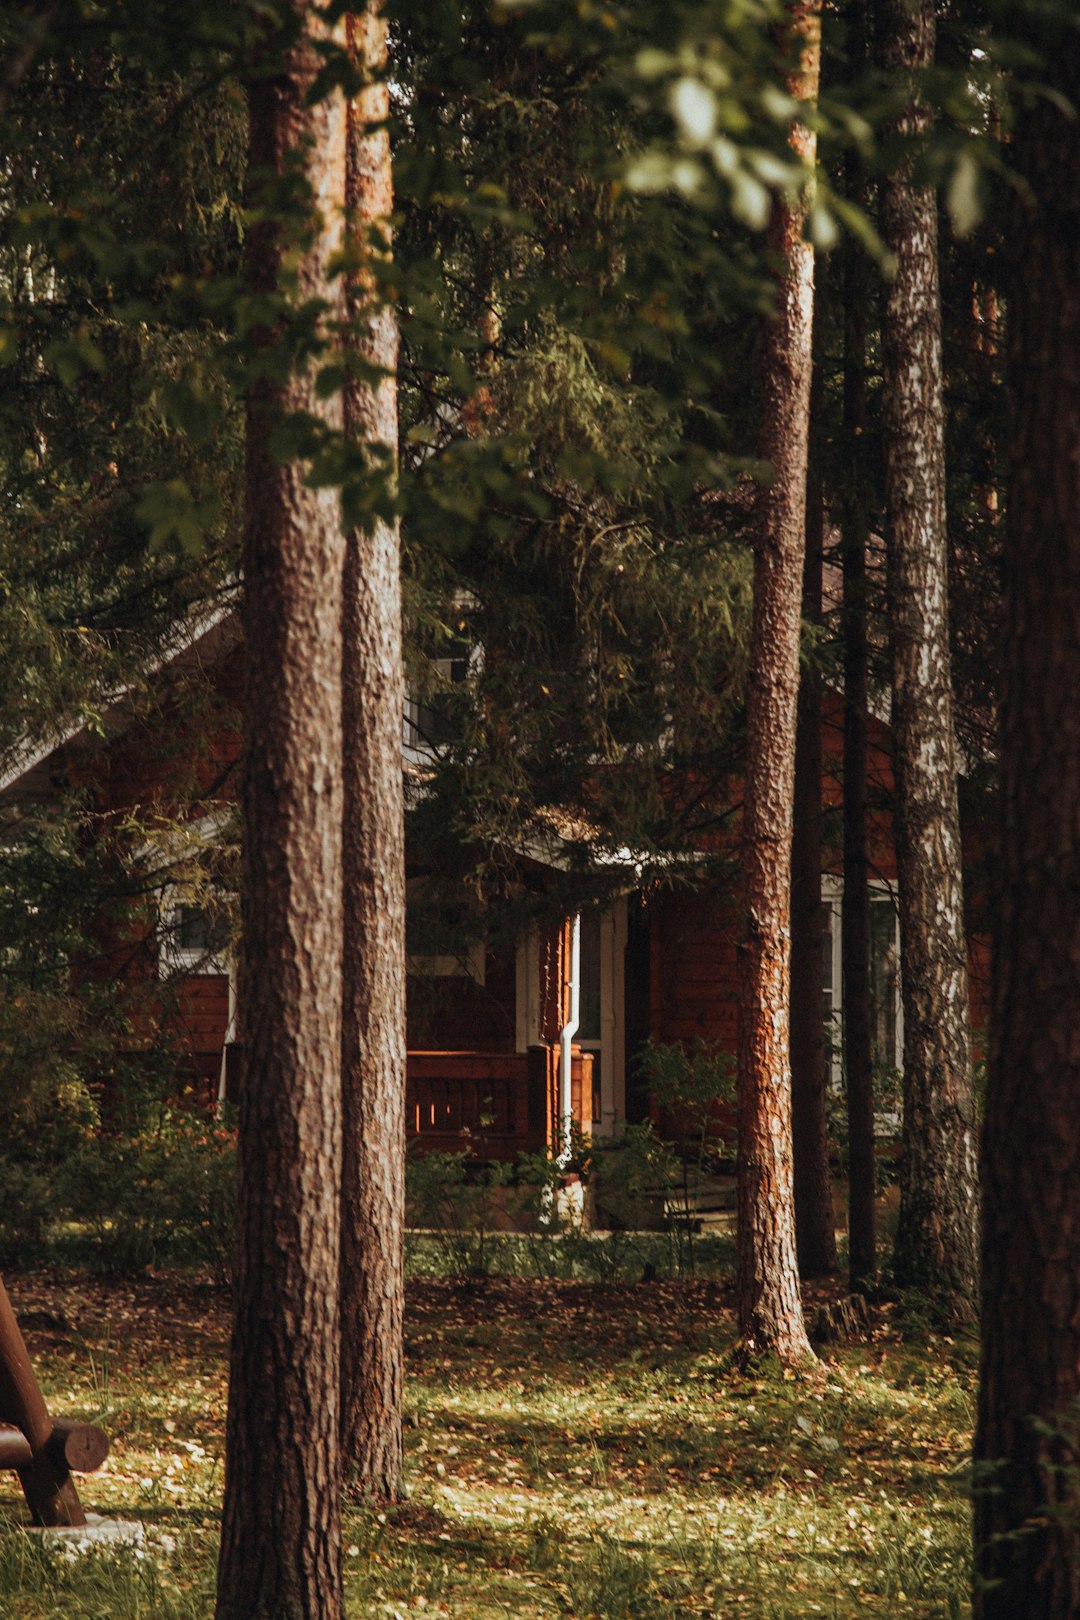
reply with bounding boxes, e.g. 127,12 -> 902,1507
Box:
578,912 -> 602,1043
175,903 -> 229,957
405,640 -> 471,749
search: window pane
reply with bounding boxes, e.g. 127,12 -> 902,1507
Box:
869,898 -> 900,1068
820,900 -> 834,995
176,903 -> 229,955
578,912 -> 602,1042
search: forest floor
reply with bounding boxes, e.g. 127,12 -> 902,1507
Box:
0,1269 -> 973,1619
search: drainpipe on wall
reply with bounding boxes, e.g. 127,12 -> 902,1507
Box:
216,967 -> 237,1114
558,913 -> 581,1164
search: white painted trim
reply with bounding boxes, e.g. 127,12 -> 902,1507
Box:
217,971 -> 238,1110
575,899 -> 628,1137
821,874 -> 903,1088
558,914 -> 581,1160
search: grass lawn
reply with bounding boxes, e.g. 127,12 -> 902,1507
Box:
0,1269 -> 973,1618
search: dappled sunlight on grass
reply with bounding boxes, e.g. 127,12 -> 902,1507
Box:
0,1272 -> 972,1618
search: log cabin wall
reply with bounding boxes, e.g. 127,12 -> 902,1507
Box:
405,953 -> 517,1052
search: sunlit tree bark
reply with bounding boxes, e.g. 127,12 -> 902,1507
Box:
736,0 -> 820,1365
880,0 -> 977,1319
217,7 -> 347,1616
340,0 -> 406,1502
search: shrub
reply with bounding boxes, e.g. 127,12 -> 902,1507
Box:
55,1109 -> 236,1275
0,1157 -> 57,1267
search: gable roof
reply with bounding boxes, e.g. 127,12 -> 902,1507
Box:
0,592 -> 241,805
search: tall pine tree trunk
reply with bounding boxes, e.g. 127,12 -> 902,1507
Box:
339,1 -> 406,1503
791,384 -> 837,1279
840,92 -> 876,1292
217,12 -> 347,1618
880,0 -> 977,1319
736,0 -> 820,1365
974,24 -> 1080,1616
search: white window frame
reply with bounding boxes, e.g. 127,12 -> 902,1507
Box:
402,602 -> 482,766
821,875 -> 904,1094
157,888 -> 233,978
135,811 -> 235,982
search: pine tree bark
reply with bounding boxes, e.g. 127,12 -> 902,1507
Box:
974,24 -> 1080,1616
840,89 -> 876,1292
339,1 -> 406,1502
880,0 -> 977,1319
790,386 -> 837,1279
216,15 -> 347,1620
736,0 -> 820,1365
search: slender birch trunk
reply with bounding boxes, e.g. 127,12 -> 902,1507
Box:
880,0 -> 978,1320
975,21 -> 1080,1615
736,0 -> 820,1365
217,10 -> 347,1616
339,1 -> 407,1501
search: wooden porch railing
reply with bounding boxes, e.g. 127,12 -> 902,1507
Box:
407,1046 -> 593,1160
167,1042 -> 594,1164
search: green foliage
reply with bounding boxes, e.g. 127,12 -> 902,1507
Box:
0,1519 -> 216,1620
0,794 -> 238,1147
826,1053 -> 902,1193
637,1036 -> 734,1150
390,0 -> 770,937
51,1110 -> 237,1275
512,1126 -> 667,1281
566,1535 -> 676,1620
0,35 -> 244,757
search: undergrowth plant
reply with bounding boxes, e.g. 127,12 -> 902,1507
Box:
405,1148 -> 514,1277
59,1112 -> 236,1276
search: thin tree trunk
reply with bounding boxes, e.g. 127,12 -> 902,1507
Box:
217,11 -> 347,1619
736,0 -> 820,1365
840,67 -> 876,1292
880,0 -> 977,1319
975,23 -> 1080,1616
791,367 -> 837,1279
340,0 -> 406,1502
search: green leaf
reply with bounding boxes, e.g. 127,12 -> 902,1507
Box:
135,480 -> 221,555
946,148 -> 982,240
315,363 -> 347,399
158,382 -> 223,446
43,334 -> 107,390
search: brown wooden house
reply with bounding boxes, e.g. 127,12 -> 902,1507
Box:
0,598 -> 991,1163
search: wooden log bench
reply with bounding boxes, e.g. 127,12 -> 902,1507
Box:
0,1279 -> 109,1527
